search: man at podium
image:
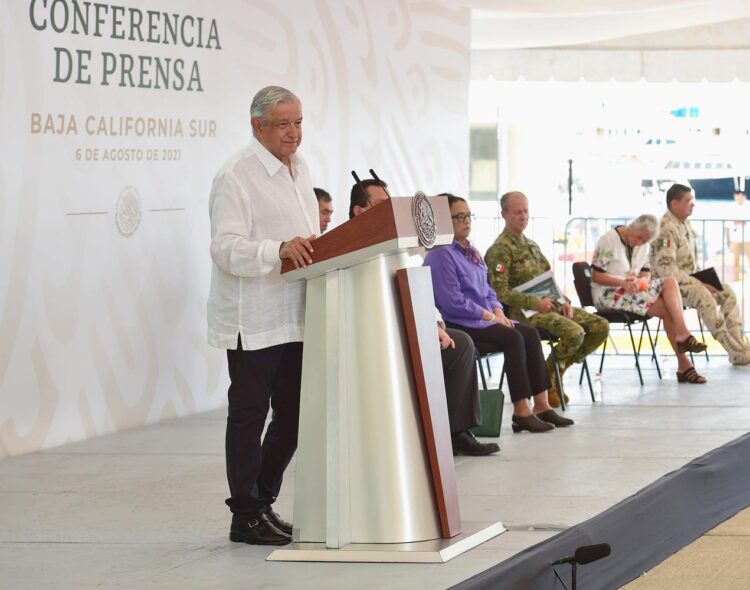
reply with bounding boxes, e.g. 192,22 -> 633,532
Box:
207,86 -> 318,546
349,180 -> 499,457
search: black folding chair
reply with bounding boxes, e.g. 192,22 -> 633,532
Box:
474,341 -> 504,392
537,327 -> 597,404
537,327 -> 567,410
572,262 -> 661,385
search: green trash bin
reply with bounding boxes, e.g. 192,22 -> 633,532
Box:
470,388 -> 504,438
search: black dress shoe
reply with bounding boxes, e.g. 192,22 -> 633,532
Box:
230,514 -> 291,546
511,414 -> 554,433
536,410 -> 574,427
265,509 -> 293,536
452,430 -> 500,456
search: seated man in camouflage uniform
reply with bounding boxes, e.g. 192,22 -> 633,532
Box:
485,191 -> 609,407
651,184 -> 750,365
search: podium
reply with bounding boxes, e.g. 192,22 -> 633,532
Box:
269,195 -> 504,563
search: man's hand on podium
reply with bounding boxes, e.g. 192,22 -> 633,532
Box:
438,325 -> 455,350
280,235 -> 315,269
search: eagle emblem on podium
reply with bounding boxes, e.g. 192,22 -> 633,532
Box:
411,191 -> 436,249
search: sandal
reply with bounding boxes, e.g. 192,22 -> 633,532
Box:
675,335 -> 708,354
676,367 -> 707,384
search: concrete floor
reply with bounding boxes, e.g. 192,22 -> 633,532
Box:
2,352 -> 749,590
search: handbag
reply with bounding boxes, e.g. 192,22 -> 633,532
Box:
470,388 -> 504,438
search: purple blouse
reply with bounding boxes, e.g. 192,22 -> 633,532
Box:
423,240 -> 502,329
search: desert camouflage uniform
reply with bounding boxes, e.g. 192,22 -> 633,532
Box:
485,230 -> 609,369
650,210 -> 747,353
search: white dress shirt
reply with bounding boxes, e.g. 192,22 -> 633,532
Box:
207,138 -> 319,350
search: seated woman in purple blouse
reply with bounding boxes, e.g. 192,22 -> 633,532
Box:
424,194 -> 573,433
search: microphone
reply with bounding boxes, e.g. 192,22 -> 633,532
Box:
575,543 -> 611,565
369,168 -> 392,198
551,543 -> 611,566
351,170 -> 374,210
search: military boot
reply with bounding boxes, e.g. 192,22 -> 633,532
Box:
728,327 -> 750,351
717,331 -> 750,365
729,348 -> 750,366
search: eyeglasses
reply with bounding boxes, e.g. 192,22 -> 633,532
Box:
451,213 -> 475,222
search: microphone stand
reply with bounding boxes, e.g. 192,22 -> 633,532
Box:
369,168 -> 392,198
552,542 -> 611,589
351,170 -> 374,209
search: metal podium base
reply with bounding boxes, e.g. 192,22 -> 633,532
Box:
267,521 -> 506,563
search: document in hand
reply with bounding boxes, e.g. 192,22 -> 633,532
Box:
512,270 -> 567,317
690,267 -> 723,291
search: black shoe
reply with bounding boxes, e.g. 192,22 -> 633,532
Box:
452,431 -> 500,456
265,509 -> 293,535
535,410 -> 574,428
511,414 -> 554,433
230,514 -> 291,546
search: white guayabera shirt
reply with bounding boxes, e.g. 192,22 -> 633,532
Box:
208,138 -> 318,350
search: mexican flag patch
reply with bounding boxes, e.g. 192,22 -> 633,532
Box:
495,263 -> 506,273
657,239 -> 670,247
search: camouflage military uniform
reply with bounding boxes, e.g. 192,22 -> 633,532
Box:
650,210 -> 750,361
485,229 -> 610,370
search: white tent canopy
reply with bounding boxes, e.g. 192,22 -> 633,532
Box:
470,1 -> 750,81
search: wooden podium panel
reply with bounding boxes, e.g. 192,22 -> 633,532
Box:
396,267 -> 462,538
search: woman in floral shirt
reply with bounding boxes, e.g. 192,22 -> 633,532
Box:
591,214 -> 708,383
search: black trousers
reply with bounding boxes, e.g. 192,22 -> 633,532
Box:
441,328 -> 482,433
225,338 -> 303,519
447,322 -> 550,403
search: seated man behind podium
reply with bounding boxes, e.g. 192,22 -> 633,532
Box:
651,184 -> 750,366
484,191 -> 609,407
349,180 -> 498,455
314,187 -> 334,232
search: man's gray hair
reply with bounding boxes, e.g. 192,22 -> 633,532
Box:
500,191 -> 526,212
250,86 -> 300,125
630,214 -> 659,241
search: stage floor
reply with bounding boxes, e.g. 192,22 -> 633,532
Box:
2,353 -> 749,589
